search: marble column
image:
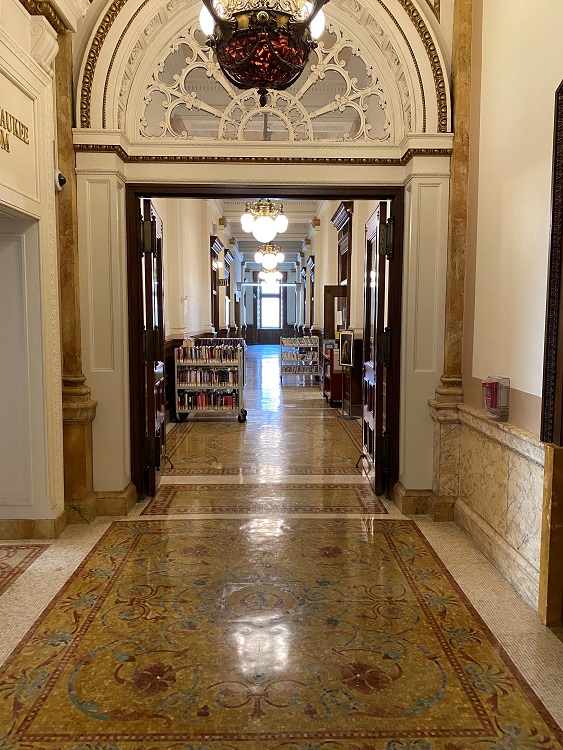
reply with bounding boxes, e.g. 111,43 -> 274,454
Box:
435,0 -> 472,404
55,33 -> 98,522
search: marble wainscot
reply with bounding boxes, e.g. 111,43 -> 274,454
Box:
431,403 -> 545,611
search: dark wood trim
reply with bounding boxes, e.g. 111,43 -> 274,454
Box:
542,80 -> 563,445
126,191 -> 144,499
125,183 -> 405,496
388,193 -> 405,491
331,201 -> 354,231
124,184 -> 405,201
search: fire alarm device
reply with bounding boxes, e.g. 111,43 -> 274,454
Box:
481,377 -> 510,421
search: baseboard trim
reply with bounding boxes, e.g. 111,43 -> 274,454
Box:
392,482 -> 431,515
0,511 -> 67,540
96,483 -> 138,517
455,497 -> 539,611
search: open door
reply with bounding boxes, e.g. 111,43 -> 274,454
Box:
363,198 -> 402,497
128,198 -> 166,499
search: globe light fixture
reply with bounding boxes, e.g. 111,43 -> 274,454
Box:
241,200 -> 288,243
259,268 -> 283,284
254,243 -> 285,270
200,0 -> 328,106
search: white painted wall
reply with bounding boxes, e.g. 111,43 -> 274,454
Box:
0,0 -> 64,520
472,0 -> 563,396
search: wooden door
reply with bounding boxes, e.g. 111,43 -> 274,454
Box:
141,199 -> 166,496
363,199 -> 402,497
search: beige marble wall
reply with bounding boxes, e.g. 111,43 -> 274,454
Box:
454,405 -> 545,609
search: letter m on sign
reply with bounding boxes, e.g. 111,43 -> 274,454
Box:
0,130 -> 9,152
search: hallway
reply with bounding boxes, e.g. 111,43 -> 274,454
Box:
0,345 -> 562,747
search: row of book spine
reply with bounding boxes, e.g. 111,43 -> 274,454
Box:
281,365 -> 319,373
176,345 -> 240,363
177,369 -> 238,386
194,338 -> 245,348
281,352 -> 319,362
280,337 -> 319,346
177,391 -> 240,410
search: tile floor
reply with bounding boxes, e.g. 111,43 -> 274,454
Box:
0,345 -> 562,748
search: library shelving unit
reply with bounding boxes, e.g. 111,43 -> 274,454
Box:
322,340 -> 343,406
174,339 -> 247,422
280,336 -> 320,382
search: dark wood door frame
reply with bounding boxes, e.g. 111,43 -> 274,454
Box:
126,184 -> 404,497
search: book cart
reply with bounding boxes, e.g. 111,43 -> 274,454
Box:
174,339 -> 247,423
279,336 -> 320,382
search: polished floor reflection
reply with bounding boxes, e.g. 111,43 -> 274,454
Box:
0,345 -> 562,748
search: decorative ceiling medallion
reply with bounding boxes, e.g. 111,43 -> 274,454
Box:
141,26 -> 390,142
81,0 -> 447,133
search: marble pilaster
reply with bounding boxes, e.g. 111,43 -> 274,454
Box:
428,401 -> 460,521
436,0 -> 472,403
539,445 -> 563,625
56,32 -> 97,521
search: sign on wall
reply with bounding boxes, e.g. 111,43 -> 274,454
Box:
0,105 -> 30,152
0,70 -> 37,202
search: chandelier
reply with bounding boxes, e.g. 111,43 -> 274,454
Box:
259,268 -> 283,284
199,0 -> 328,106
241,199 -> 288,242
254,242 -> 285,270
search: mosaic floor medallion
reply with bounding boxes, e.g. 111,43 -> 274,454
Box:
143,482 -> 387,515
0,519 -> 561,748
0,544 -> 46,596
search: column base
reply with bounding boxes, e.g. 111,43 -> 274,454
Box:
97,483 -> 138,516
66,495 -> 98,524
392,482 -> 431,515
427,492 -> 456,522
0,511 -> 67,539
62,394 -> 97,522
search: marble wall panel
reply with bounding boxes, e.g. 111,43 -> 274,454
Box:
505,451 -> 543,571
436,421 -> 461,497
459,423 -> 509,538
453,406 -> 546,610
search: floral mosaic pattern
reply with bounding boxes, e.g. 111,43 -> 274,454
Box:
0,545 -> 46,596
0,519 -> 560,748
165,415 -> 363,474
143,483 -> 387,514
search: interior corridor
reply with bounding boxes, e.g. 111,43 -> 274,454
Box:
0,345 -> 562,747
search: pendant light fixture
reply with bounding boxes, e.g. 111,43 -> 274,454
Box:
254,242 -> 285,270
241,199 -> 288,243
199,0 -> 328,106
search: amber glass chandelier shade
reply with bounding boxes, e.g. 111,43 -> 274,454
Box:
216,26 -> 310,92
201,0 -> 328,103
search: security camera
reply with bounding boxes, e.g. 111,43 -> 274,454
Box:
55,169 -> 67,192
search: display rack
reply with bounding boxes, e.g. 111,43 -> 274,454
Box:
322,340 -> 343,406
280,336 -> 320,381
175,340 -> 247,422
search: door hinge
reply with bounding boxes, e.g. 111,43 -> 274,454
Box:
379,217 -> 394,260
376,433 -> 391,474
377,326 -> 392,368
143,327 -> 160,362
141,217 -> 157,255
144,435 -> 161,469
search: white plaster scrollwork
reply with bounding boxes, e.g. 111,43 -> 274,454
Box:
30,17 -> 59,78
141,25 -> 391,143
